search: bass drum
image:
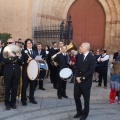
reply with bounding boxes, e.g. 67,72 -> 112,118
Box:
59,68 -> 73,81
38,60 -> 48,80
27,59 -> 39,80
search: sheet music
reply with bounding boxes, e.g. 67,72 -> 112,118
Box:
35,55 -> 42,60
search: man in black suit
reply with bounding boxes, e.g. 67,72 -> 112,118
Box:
48,42 -> 59,89
54,46 -> 69,99
74,43 -> 96,120
3,39 -> 22,110
0,40 -> 4,76
21,38 -> 37,106
36,42 -> 46,90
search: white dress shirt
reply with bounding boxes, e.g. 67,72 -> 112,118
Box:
97,53 -> 109,62
83,51 -> 89,60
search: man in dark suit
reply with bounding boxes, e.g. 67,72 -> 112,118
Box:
0,40 -> 4,76
3,39 -> 22,110
54,46 -> 69,99
74,43 -> 96,120
36,42 -> 46,90
21,38 -> 37,106
48,42 -> 59,89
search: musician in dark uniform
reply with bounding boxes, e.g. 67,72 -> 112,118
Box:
48,42 -> 59,89
74,43 -> 96,120
21,38 -> 37,106
3,39 -> 22,110
0,40 -> 4,76
36,42 -> 46,90
54,46 -> 69,99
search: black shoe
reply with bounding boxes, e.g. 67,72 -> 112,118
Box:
22,101 -> 27,106
96,85 -> 101,87
74,113 -> 81,118
30,100 -> 37,104
95,80 -> 99,82
11,105 -> 17,109
54,86 -> 57,89
62,95 -> 68,98
80,115 -> 87,120
58,96 -> 62,99
92,80 -> 96,82
39,87 -> 46,90
6,106 -> 11,110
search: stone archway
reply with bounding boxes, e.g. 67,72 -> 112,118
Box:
62,0 -> 120,53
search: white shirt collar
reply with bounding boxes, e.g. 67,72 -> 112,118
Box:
27,48 -> 32,51
83,51 -> 89,58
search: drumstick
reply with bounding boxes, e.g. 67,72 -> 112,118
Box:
24,50 -> 31,58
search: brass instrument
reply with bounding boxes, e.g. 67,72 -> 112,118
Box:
51,41 -> 77,66
3,44 -> 21,58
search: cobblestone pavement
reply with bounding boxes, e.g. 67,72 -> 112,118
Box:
0,78 -> 120,120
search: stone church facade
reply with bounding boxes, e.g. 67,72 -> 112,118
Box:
0,0 -> 120,53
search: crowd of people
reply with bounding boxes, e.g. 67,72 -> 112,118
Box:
0,38 -> 120,120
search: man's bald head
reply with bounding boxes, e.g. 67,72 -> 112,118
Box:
79,42 -> 90,54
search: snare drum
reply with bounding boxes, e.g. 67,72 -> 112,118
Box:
27,59 -> 39,80
38,60 -> 48,79
59,68 -> 73,81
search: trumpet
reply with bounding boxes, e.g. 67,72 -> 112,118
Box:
51,41 -> 77,66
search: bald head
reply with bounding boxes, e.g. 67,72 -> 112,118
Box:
79,42 -> 90,54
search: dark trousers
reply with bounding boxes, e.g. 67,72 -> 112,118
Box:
38,69 -> 46,88
21,75 -> 36,102
4,73 -> 19,106
57,77 -> 67,97
39,80 -> 43,88
50,65 -> 58,88
74,84 -> 91,117
70,70 -> 75,83
98,67 -> 108,86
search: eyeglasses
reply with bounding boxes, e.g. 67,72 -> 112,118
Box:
7,42 -> 14,44
96,51 -> 99,52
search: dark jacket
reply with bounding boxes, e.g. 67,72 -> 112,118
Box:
54,53 -> 69,70
35,49 -> 45,60
3,55 -> 22,80
75,52 -> 96,87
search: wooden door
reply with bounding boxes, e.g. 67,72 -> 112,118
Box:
68,0 -> 105,51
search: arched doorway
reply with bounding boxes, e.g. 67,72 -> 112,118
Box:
67,0 -> 106,50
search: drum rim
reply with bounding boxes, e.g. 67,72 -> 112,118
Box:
59,68 -> 73,81
27,59 -> 39,80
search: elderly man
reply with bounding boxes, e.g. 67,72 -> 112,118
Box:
97,48 -> 109,88
3,39 -> 22,110
74,43 -> 96,120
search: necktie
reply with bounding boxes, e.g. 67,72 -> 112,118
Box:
30,50 -> 33,57
83,55 -> 85,61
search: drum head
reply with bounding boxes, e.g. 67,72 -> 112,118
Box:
38,61 -> 48,79
59,68 -> 72,80
27,60 -> 39,80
